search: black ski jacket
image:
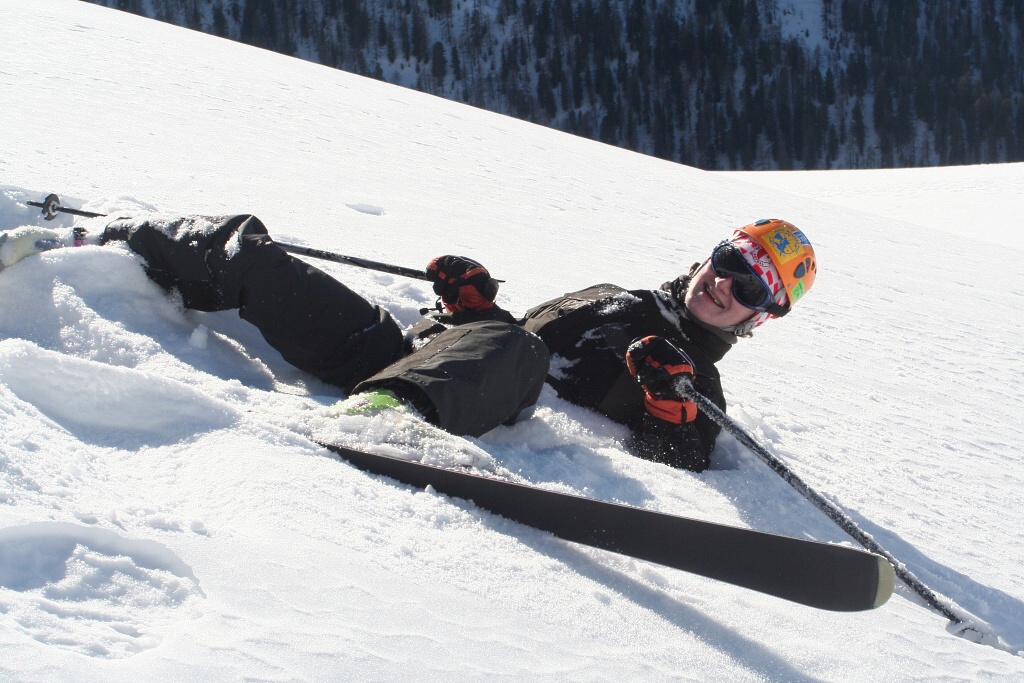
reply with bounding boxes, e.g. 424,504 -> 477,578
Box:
521,276 -> 734,471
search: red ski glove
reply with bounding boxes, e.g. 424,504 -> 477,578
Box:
625,336 -> 698,425
426,255 -> 499,312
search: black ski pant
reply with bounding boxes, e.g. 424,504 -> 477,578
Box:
356,320 -> 549,437
103,214 -> 548,437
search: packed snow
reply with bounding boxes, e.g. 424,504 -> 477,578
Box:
2,1 -> 1023,680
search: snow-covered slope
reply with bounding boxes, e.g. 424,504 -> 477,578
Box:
1,1 -> 1022,680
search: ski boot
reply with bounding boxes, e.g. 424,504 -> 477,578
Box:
0,226 -> 77,272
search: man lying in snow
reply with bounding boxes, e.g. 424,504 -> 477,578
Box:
519,219 -> 816,471
0,215 -> 815,472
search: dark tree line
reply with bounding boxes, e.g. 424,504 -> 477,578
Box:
88,0 -> 1024,170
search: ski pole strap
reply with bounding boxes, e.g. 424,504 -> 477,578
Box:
276,242 -> 430,281
674,377 -> 991,637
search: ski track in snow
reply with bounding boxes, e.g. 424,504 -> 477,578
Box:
1,1 -> 1023,681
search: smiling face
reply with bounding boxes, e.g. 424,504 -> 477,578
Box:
683,260 -> 758,328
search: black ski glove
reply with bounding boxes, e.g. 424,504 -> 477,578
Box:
625,335 -> 698,424
426,255 -> 499,312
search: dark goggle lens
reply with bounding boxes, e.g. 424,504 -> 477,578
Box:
710,242 -> 774,311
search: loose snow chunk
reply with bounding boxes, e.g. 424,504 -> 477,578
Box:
310,407 -> 496,471
345,203 -> 385,216
188,324 -> 209,349
595,292 -> 642,316
546,353 -> 578,380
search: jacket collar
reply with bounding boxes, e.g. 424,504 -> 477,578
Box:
657,275 -> 736,363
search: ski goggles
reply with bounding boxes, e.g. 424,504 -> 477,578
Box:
710,241 -> 778,312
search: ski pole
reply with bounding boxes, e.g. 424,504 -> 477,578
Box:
25,193 -> 448,282
275,242 -> 429,281
275,243 -> 505,284
676,378 -> 995,641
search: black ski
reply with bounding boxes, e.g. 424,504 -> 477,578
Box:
320,441 -> 895,612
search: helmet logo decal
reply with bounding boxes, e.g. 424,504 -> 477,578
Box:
764,228 -> 802,263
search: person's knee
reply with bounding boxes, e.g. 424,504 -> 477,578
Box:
233,215 -> 269,241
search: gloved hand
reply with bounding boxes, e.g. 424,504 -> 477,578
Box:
426,255 -> 499,312
625,335 -> 698,424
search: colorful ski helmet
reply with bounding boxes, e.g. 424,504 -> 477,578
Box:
734,219 -> 816,313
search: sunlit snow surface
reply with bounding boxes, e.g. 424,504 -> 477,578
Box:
1,1 -> 1023,680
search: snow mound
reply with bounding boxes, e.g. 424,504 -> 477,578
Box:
0,339 -> 238,445
0,522 -> 203,659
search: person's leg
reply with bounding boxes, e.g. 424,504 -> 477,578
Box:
104,215 -> 406,390
354,321 -> 550,437
102,214 -> 255,311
